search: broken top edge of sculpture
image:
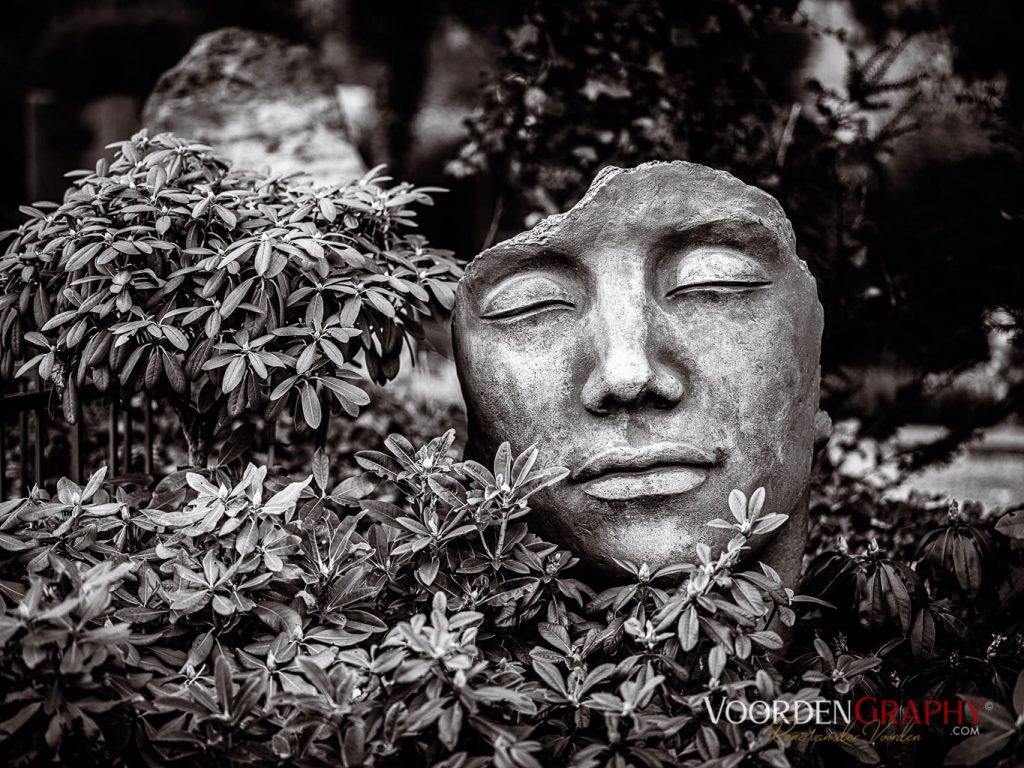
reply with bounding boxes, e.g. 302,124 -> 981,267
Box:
463,159 -> 810,280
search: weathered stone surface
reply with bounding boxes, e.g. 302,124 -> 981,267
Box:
142,27 -> 364,185
452,161 -> 830,586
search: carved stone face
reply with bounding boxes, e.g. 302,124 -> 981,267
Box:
452,161 -> 826,582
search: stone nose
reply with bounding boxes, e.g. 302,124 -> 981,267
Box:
580,291 -> 684,416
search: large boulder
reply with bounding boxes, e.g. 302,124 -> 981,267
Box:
142,27 -> 364,185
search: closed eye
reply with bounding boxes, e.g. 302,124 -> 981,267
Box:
667,280 -> 772,298
479,271 -> 577,321
481,298 -> 575,321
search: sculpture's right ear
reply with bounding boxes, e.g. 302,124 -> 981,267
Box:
813,409 -> 833,454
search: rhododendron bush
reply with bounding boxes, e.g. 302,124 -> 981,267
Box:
0,131 -> 461,467
1,430 -> 1023,767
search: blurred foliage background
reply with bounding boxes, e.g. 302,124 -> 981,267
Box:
2,0 -> 1023,502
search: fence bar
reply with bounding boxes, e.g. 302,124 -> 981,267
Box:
32,411 -> 43,488
70,416 -> 82,484
123,406 -> 132,474
0,415 -> 7,500
143,397 -> 153,476
33,375 -> 44,488
32,375 -> 44,487
18,394 -> 28,494
1,382 -> 52,498
265,420 -> 276,467
32,414 -> 43,489
108,406 -> 118,476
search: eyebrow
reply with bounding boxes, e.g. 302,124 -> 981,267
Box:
650,217 -> 783,263
465,248 -> 579,298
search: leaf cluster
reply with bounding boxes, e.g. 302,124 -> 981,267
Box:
0,131 -> 461,460
0,430 -> 849,767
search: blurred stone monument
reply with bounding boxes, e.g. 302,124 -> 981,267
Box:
142,27 -> 365,184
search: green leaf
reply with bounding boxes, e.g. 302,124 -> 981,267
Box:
41,310 -> 78,332
300,382 -> 321,428
320,377 -> 370,407
162,326 -> 190,352
995,509 -> 1024,539
236,518 -> 259,556
0,701 -> 42,738
214,205 -> 237,229
538,623 -> 572,655
319,197 -> 337,222
255,601 -> 303,637
354,451 -> 401,480
220,278 -> 254,318
312,449 -> 329,491
678,605 -> 699,651
438,705 -> 462,751
416,558 -> 440,586
262,476 -> 312,516
113,606 -> 166,623
187,629 -> 214,666
142,506 -> 211,528
880,563 -> 912,634
748,631 -> 784,650
222,357 -> 246,394
171,590 -> 211,615
944,731 -> 1016,767
296,344 -> 317,374
427,475 -> 466,508
909,607 -> 935,660
218,423 -> 256,466
161,349 -> 186,394
428,280 -> 455,309
0,533 -> 34,552
532,659 -> 568,696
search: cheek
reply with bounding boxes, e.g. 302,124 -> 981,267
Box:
730,306 -> 819,510
675,297 -> 818,466
462,327 -> 581,445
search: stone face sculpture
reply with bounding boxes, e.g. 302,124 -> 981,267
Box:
452,161 -> 829,586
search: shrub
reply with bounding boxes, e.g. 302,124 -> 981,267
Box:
0,131 -> 461,466
1,432 -> 1023,767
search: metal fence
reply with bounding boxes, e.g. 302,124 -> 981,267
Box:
2,92 -> 157,500
0,378 -> 155,500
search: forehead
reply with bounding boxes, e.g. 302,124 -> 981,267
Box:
460,162 -> 796,289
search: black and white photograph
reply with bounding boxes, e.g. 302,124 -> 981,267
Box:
0,2 -> 1022,766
